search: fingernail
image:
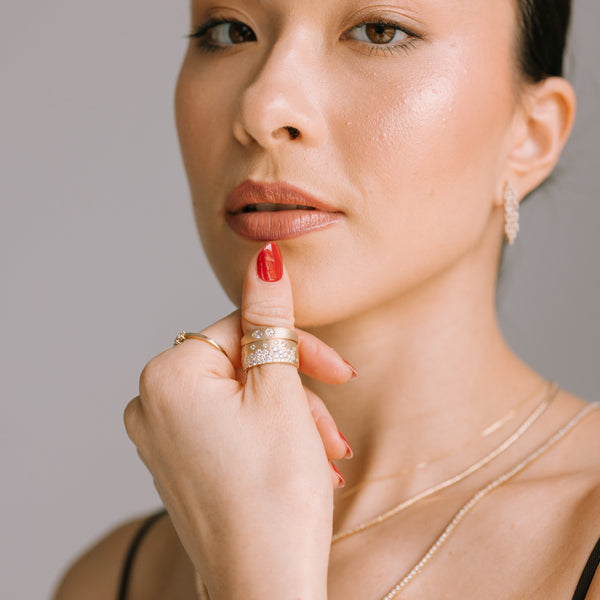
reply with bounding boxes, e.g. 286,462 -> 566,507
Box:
331,462 -> 346,488
338,430 -> 353,459
343,360 -> 358,380
257,242 -> 283,282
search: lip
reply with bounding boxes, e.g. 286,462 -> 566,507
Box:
225,180 -> 342,241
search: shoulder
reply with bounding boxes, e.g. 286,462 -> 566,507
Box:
571,398 -> 600,599
548,392 -> 600,532
545,392 -> 600,598
52,510 -> 194,600
556,392 -> 600,478
476,391 -> 600,598
51,513 -> 153,600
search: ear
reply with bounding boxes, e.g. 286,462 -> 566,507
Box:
497,77 -> 576,205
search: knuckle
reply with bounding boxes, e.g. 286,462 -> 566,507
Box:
139,355 -> 167,397
123,397 -> 141,442
243,297 -> 294,328
138,358 -> 176,418
139,353 -> 182,401
138,351 -> 206,415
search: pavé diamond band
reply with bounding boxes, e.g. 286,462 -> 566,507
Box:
241,328 -> 299,371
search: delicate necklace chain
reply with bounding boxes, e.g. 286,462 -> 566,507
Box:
337,382 -> 545,502
380,400 -> 600,599
332,382 -> 559,544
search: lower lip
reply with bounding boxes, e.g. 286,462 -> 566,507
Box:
225,210 -> 342,241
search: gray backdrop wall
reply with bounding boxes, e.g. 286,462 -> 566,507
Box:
1,1 -> 598,598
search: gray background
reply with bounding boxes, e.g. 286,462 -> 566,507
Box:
1,1 -> 598,598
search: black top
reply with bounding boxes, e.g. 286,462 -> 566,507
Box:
117,510 -> 167,600
117,509 -> 600,599
573,536 -> 600,600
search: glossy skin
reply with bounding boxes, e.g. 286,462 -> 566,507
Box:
176,0 -> 518,326
55,1 -> 600,599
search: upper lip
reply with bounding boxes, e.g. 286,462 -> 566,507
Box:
225,180 -> 339,214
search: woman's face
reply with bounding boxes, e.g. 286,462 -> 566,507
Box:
176,0 -> 520,327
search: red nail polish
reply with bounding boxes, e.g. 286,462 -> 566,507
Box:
338,430 -> 354,459
257,242 -> 283,282
343,360 -> 358,380
331,462 -> 346,487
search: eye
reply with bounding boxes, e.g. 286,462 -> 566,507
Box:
349,22 -> 409,45
342,19 -> 421,55
189,18 -> 257,51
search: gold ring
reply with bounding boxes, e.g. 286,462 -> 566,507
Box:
174,331 -> 228,356
241,327 -> 298,347
241,338 -> 299,371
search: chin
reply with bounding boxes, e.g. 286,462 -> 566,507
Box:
213,259 -> 353,329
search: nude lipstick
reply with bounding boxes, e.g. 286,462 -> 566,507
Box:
225,180 -> 342,241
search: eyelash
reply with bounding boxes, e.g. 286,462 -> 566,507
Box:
188,18 -> 254,54
188,17 -> 421,57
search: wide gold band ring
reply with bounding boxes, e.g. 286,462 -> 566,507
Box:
241,337 -> 299,371
174,331 -> 228,357
240,327 -> 298,347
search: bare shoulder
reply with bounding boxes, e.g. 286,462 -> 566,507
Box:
553,391 -> 600,513
558,391 -> 600,472
51,513 -> 153,600
52,511 -> 195,600
553,391 -> 600,595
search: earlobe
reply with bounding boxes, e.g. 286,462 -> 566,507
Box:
505,77 -> 576,198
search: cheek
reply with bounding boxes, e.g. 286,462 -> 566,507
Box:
175,59 -> 234,185
332,50 -> 514,263
175,58 -> 241,273
281,53 -> 517,326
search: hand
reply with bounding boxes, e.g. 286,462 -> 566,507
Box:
124,243 -> 355,600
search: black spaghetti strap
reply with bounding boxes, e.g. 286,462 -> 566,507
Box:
572,536 -> 600,600
116,510 -> 168,600
115,512 -> 598,600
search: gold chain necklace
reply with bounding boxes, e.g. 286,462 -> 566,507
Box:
332,381 -> 559,544
380,401 -> 600,599
337,382 -> 546,503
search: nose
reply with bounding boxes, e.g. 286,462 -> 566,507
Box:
233,38 -> 328,149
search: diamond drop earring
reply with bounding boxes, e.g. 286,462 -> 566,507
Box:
503,182 -> 520,245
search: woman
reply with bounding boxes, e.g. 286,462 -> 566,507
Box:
53,0 -> 600,598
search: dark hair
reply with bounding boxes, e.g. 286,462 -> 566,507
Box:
497,1 -> 572,267
516,0 -> 571,82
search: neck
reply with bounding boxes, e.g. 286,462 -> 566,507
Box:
303,239 -> 544,511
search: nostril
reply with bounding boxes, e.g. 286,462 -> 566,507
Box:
285,126 -> 300,140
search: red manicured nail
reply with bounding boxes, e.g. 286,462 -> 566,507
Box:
257,242 -> 283,282
338,430 -> 354,459
330,462 -> 346,488
343,360 -> 358,380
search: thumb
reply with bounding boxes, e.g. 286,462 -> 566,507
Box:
241,243 -> 301,391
